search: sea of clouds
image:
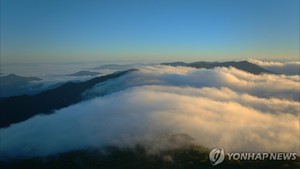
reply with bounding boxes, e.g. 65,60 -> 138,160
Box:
1,64 -> 299,159
248,59 -> 300,75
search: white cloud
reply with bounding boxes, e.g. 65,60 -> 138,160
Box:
85,66 -> 300,101
247,59 -> 300,75
1,66 -> 299,159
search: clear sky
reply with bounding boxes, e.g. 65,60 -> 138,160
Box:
1,0 -> 299,64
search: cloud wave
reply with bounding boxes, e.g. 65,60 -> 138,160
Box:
1,66 -> 299,159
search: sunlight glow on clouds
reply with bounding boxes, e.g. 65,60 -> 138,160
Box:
1,66 -> 299,159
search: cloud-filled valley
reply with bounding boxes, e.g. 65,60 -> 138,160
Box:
1,63 -> 299,160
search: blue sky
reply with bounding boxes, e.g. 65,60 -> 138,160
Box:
1,0 -> 299,63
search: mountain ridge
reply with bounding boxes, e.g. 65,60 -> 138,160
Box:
67,70 -> 101,76
0,69 -> 136,128
0,73 -> 42,86
0,74 -> 43,98
161,60 -> 273,74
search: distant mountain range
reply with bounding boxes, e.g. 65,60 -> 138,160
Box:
162,60 -> 273,75
0,74 -> 43,98
93,64 -> 139,70
67,70 -> 101,76
1,73 -> 42,86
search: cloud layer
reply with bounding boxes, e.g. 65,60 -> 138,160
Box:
248,59 -> 300,75
85,65 -> 300,101
1,66 -> 299,159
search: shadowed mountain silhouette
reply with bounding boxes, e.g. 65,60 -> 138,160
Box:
93,64 -> 137,70
67,70 -> 101,76
0,69 -> 136,128
0,74 -> 43,98
162,61 -> 273,75
1,74 -> 42,86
